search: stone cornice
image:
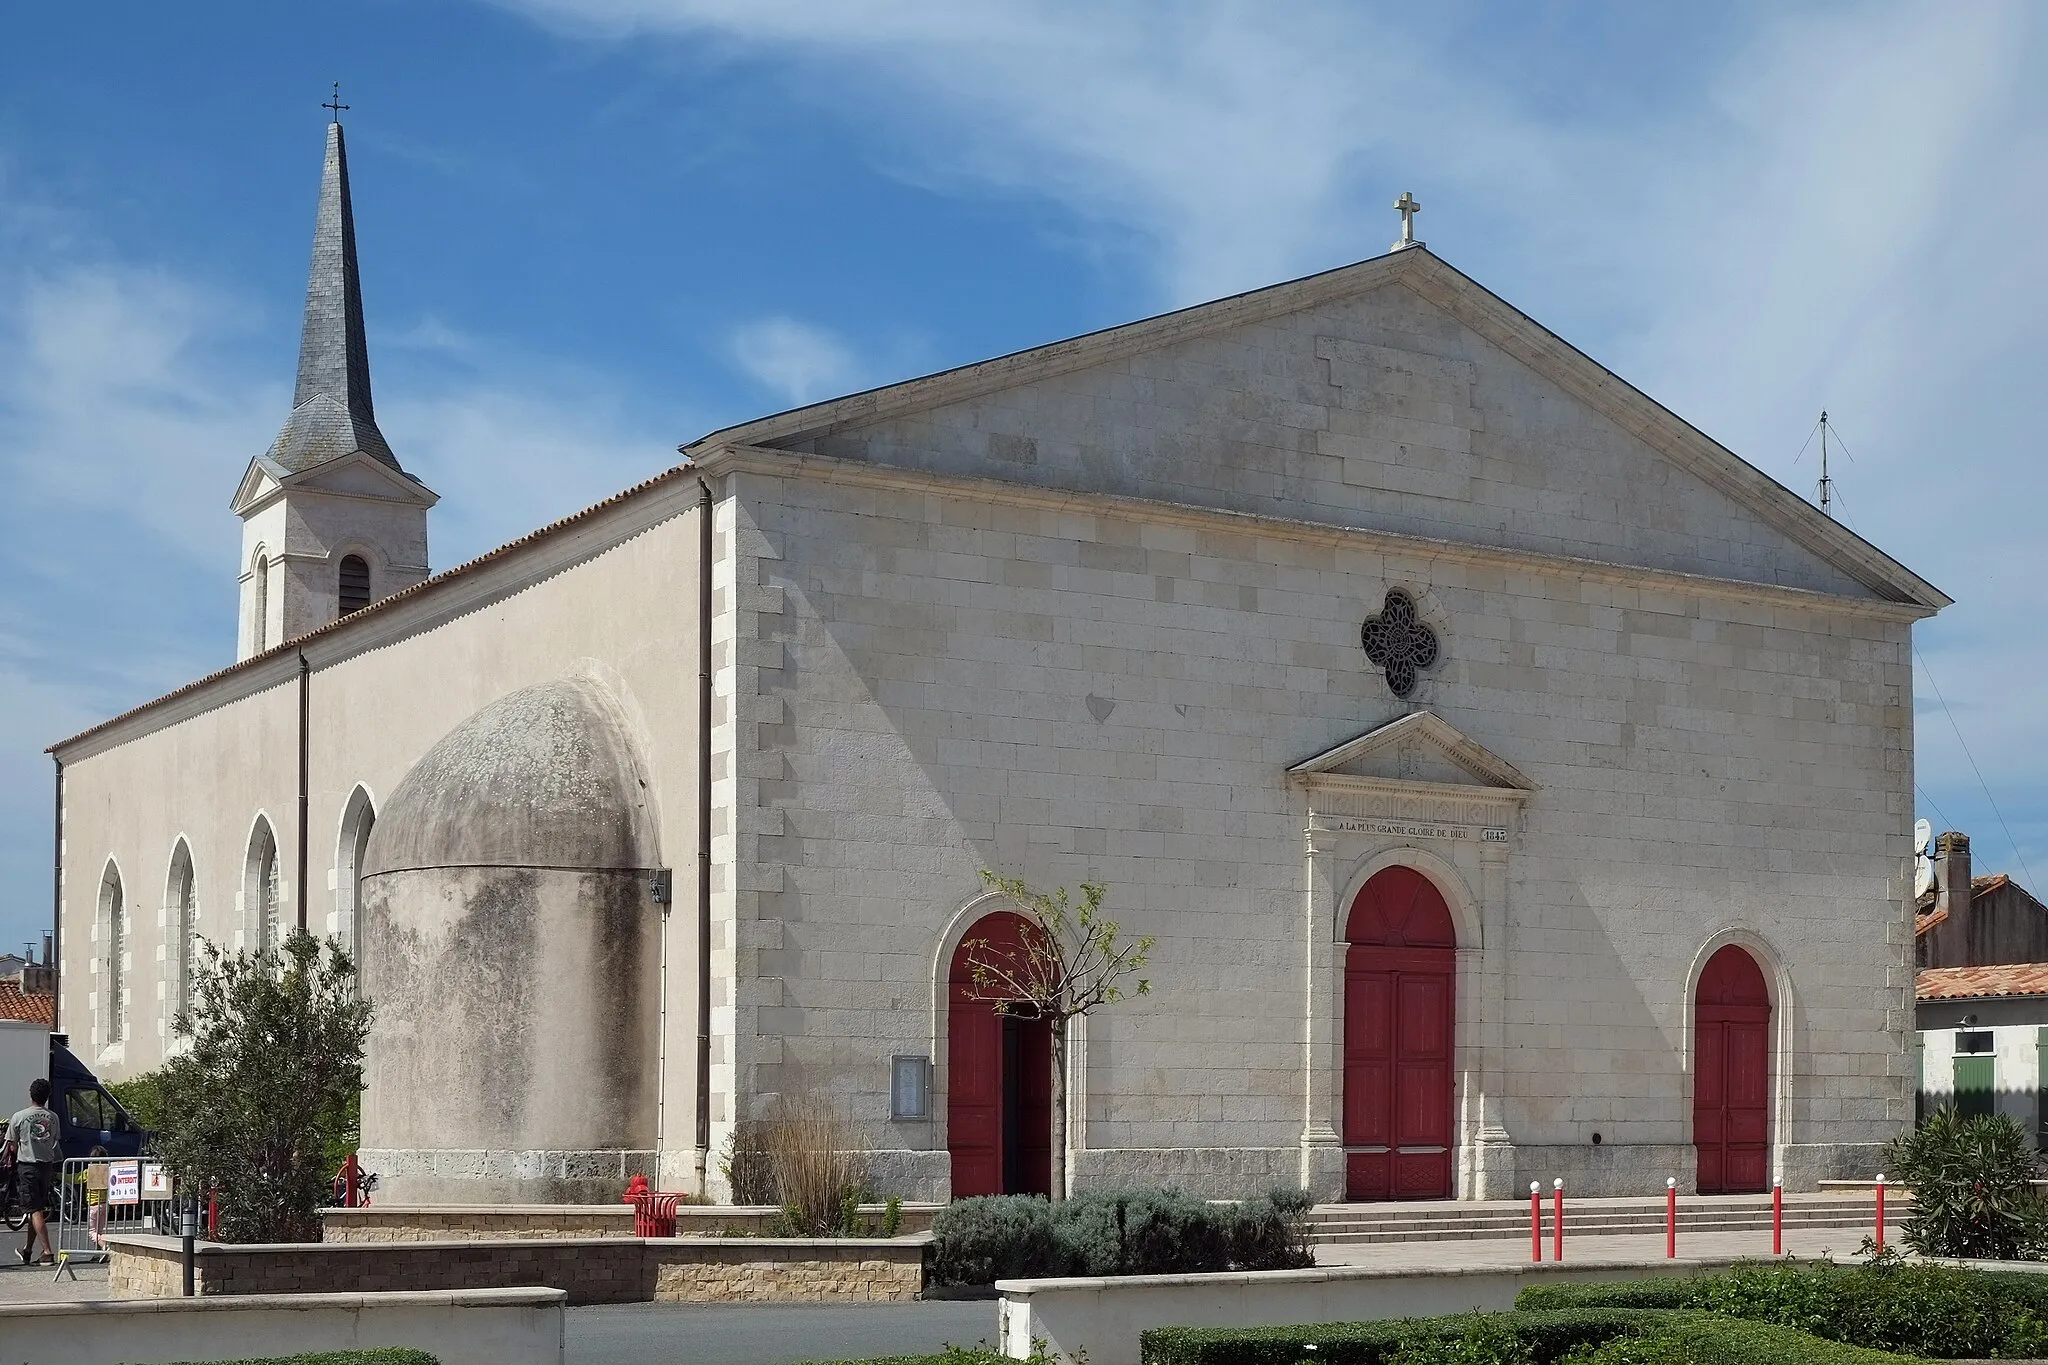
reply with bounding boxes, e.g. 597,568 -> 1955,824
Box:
693,443 -> 1936,625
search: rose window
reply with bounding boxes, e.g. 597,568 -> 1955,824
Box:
1360,589 -> 1439,699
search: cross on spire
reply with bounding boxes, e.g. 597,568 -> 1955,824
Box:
1392,191 -> 1423,251
323,81 -> 349,124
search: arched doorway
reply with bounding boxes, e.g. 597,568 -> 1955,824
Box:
1344,866 -> 1456,1201
947,911 -> 1054,1199
1694,944 -> 1772,1193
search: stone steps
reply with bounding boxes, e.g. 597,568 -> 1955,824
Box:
1306,1196 -> 1887,1245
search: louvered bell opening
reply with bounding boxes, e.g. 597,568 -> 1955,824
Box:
339,554 -> 372,616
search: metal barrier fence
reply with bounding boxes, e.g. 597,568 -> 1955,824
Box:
54,1156 -> 176,1260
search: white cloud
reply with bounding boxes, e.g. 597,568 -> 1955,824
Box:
727,315 -> 860,407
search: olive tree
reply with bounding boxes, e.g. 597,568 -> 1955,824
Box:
153,931 -> 370,1242
960,872 -> 1154,1201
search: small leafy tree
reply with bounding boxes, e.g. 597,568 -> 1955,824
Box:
153,931 -> 371,1243
1884,1105 -> 2048,1260
961,872 -> 1154,1200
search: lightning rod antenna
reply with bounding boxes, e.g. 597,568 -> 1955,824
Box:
1817,410 -> 1832,520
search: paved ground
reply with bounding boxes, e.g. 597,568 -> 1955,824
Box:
0,1254 -> 111,1303
566,1299 -> 998,1365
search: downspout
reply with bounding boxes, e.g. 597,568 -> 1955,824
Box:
297,651 -> 311,933
51,755 -> 63,1031
694,473 -> 715,1187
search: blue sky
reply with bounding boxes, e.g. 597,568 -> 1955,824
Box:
3,1 -> 2045,952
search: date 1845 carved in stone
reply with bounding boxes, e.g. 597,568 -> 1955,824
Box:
1361,588 -> 1439,698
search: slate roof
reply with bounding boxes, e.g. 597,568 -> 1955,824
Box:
263,121 -> 402,476
1918,963 -> 2048,1002
0,981 -> 55,1027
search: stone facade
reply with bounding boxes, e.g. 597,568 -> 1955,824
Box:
106,1233 -> 929,1305
55,245 -> 1944,1203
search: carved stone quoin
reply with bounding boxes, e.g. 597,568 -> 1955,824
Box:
1361,588 -> 1439,697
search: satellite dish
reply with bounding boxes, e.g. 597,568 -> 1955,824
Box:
1914,819 -> 1933,855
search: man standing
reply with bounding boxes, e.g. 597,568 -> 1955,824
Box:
5,1078 -> 63,1265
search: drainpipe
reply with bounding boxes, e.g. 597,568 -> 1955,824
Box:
695,473 -> 715,1187
51,755 -> 63,1030
297,652 -> 311,933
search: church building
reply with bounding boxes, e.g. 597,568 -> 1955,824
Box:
48,123 -> 1947,1205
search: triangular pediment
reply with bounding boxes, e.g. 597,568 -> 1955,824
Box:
293,450 -> 439,506
1288,711 -> 1535,796
230,449 -> 437,516
686,248 -> 1945,611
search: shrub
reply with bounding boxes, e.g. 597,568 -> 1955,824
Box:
721,1119 -> 778,1205
931,1194 -> 1070,1285
1884,1105 -> 2048,1260
722,1094 -> 871,1234
153,1353 -> 437,1365
931,1186 -> 1317,1284
1556,1314 -> 1927,1364
1228,1186 -> 1316,1272
1140,1311 -> 1921,1365
1140,1309 -> 1653,1365
1517,1258 -> 2048,1359
1061,1188 -> 1232,1276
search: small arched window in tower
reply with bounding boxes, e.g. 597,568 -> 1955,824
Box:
251,549 -> 271,652
338,555 -> 372,617
99,861 -> 126,1045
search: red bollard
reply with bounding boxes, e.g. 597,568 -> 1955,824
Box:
1772,1177 -> 1783,1256
1665,1177 -> 1677,1258
1530,1181 -> 1542,1262
1553,1179 -> 1565,1262
207,1187 -> 219,1238
1874,1174 -> 1886,1252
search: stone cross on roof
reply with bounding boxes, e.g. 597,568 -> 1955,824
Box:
1392,191 -> 1424,251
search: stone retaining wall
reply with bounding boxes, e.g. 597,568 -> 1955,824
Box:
323,1202 -> 940,1242
108,1232 -> 929,1305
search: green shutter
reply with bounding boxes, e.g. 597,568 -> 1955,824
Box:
2037,1028 -> 2048,1149
1955,1054 -> 1996,1119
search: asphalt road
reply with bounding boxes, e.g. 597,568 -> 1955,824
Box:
565,1298 -> 1000,1365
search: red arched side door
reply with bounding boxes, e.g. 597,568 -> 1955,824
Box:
1694,945 -> 1772,1194
1344,866 -> 1456,1201
947,912 -> 1053,1199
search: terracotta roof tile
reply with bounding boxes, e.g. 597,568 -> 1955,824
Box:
1917,964 -> 2048,1001
0,981 -> 55,1027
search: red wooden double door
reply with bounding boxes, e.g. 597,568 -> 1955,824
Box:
947,911 -> 1054,1198
1694,944 -> 1772,1194
1344,867 -> 1456,1201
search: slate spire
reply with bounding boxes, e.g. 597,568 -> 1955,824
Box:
264,120 -> 402,473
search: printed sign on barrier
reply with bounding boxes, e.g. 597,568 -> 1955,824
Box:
142,1163 -> 172,1199
108,1160 -> 141,1206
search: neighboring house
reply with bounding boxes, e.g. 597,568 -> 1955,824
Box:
1915,832 -> 2048,1143
0,979 -> 57,1028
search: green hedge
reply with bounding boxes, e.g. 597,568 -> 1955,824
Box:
1516,1259 -> 2048,1359
147,1353 -> 437,1365
1140,1308 -> 1655,1365
1560,1314 -> 1927,1364
1139,1309 -> 1923,1365
931,1187 -> 1314,1286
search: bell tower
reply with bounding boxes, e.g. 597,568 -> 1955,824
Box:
231,111 -> 436,660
